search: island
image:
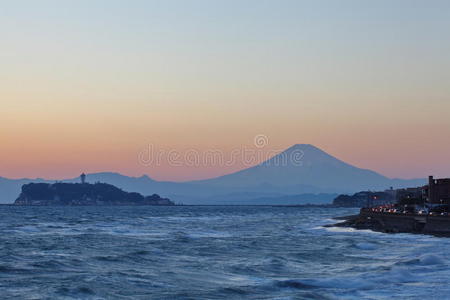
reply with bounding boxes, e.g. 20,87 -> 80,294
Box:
14,182 -> 174,206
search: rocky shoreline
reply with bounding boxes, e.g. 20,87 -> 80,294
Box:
328,211 -> 450,237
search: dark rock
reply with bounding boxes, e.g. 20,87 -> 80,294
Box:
330,210 -> 450,237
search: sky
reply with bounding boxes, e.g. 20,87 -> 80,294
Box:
1,0 -> 450,181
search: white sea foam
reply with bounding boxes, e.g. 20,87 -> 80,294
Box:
324,226 -> 382,234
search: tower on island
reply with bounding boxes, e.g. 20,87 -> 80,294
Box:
80,173 -> 86,184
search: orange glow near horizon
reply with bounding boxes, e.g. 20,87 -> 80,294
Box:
1,1 -> 450,181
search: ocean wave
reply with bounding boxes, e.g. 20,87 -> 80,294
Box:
354,242 -> 378,250
285,267 -> 419,291
2,206 -> 450,299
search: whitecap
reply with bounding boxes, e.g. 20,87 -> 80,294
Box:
323,226 -> 381,234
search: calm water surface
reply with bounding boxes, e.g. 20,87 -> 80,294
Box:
0,206 -> 449,299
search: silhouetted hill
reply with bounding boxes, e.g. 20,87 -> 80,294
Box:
15,182 -> 174,206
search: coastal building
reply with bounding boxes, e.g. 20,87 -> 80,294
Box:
384,187 -> 396,199
424,176 -> 450,204
333,176 -> 450,208
333,191 -> 396,208
394,176 -> 450,206
395,187 -> 424,203
81,173 -> 86,184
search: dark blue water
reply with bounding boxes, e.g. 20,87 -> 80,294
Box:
1,206 -> 450,299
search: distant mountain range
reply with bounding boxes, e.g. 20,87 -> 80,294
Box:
0,144 -> 426,204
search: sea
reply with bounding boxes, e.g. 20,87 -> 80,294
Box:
1,205 -> 449,300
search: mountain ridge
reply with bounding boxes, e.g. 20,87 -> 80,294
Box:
0,144 -> 427,204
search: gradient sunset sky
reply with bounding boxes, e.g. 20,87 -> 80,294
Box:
1,0 -> 449,181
